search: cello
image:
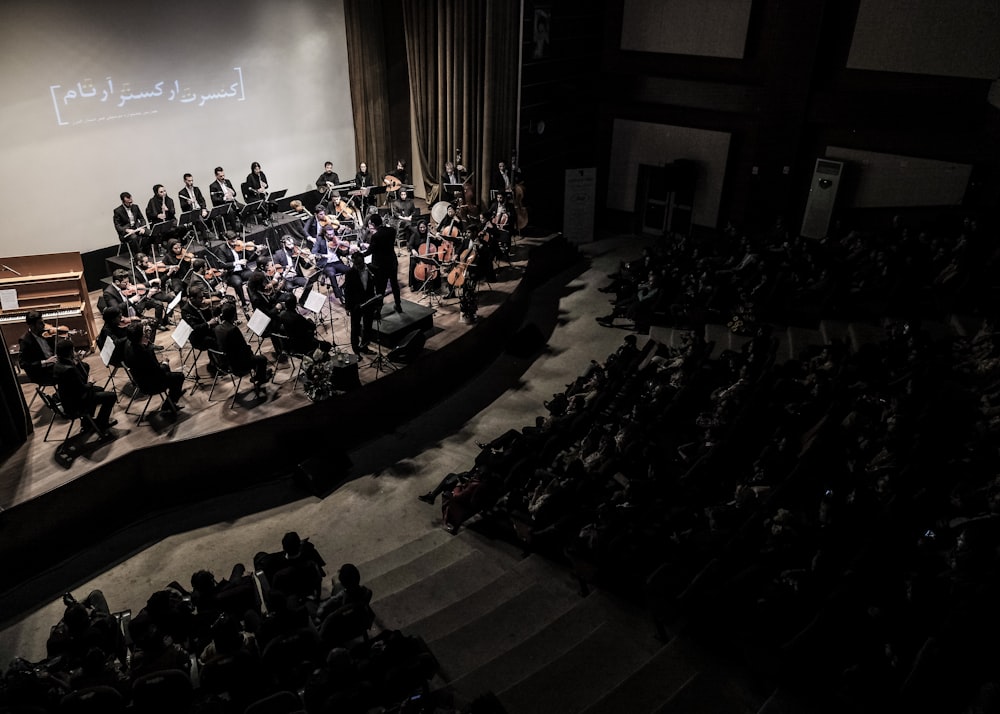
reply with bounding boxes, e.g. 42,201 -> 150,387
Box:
448,241 -> 477,289
413,230 -> 440,283
511,149 -> 528,233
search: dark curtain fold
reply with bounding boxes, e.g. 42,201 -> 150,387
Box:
344,0 -> 394,184
402,0 -> 519,207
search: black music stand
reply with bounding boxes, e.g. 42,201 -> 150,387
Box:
207,204 -> 232,240
362,293 -> 396,378
148,219 -> 176,247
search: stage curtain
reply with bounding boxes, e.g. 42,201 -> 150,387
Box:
401,0 -> 519,209
344,0 -> 395,187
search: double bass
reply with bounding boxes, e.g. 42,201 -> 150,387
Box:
511,149 -> 529,232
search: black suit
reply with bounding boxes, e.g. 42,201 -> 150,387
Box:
366,226 -> 400,308
212,244 -> 258,306
343,264 -> 376,353
125,340 -> 184,403
178,185 -> 207,213
145,195 -> 177,224
54,356 -> 115,429
276,308 -> 326,355
315,170 -> 340,191
180,300 -> 218,351
18,330 -> 56,384
214,320 -> 268,383
113,203 -> 148,252
209,178 -> 242,232
102,283 -> 165,324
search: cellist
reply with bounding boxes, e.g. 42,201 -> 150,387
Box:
408,220 -> 442,292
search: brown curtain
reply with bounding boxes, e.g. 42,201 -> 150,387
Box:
401,0 -> 520,208
344,0 -> 394,185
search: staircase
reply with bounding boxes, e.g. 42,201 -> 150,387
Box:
351,527 -> 830,714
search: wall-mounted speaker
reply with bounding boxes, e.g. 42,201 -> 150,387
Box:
800,159 -> 843,239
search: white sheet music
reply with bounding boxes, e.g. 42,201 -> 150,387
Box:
0,289 -> 18,311
247,308 -> 271,337
172,319 -> 193,348
99,335 -> 116,367
303,289 -> 326,314
167,291 -> 183,313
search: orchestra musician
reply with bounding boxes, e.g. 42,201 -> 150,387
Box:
208,166 -> 243,231
185,258 -> 226,299
343,252 -> 376,355
437,203 -> 464,250
303,204 -> 333,245
133,252 -> 178,313
162,239 -> 193,294
53,338 -> 117,435
214,301 -> 272,396
123,321 -> 185,411
18,311 -> 58,386
354,161 -> 375,213
178,173 -> 212,239
272,236 -> 311,290
102,268 -> 168,331
407,219 -> 442,293
180,286 -> 220,352
365,214 -> 402,312
330,194 -> 357,227
145,184 -> 177,224
311,223 -> 350,304
392,189 -> 417,222
491,160 -> 513,197
96,306 -> 130,369
315,161 -> 341,193
441,160 -> 467,203
244,161 -> 274,219
212,233 -> 258,308
384,159 -> 407,203
484,198 -> 512,257
113,192 -> 149,254
275,293 -> 330,355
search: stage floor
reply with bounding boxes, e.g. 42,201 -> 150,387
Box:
0,233 -> 539,513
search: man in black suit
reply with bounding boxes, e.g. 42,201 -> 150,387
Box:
18,311 -> 58,385
123,322 -> 185,409
178,173 -> 212,239
113,192 -> 148,254
53,339 -> 116,434
208,166 -> 242,231
275,293 -> 329,355
103,268 -> 166,330
365,214 -> 401,312
102,269 -> 167,330
441,160 -> 467,203
214,301 -> 271,394
343,252 -> 377,355
212,234 -> 258,308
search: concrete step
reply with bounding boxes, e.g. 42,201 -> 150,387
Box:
374,549 -> 510,631
497,620 -> 663,714
580,638 -> 708,714
654,668 -> 762,714
359,528 -> 461,584
433,584 -> 594,686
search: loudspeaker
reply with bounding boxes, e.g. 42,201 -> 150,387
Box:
505,322 -> 547,358
800,158 -> 843,239
387,329 -> 425,362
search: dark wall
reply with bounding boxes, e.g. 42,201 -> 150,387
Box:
538,0 -> 1000,236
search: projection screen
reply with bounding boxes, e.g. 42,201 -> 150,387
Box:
0,0 -> 356,257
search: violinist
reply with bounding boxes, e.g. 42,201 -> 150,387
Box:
113,192 -> 149,254
162,239 -> 193,293
103,268 -> 168,330
214,301 -> 272,395
53,338 -> 117,435
123,321 -> 185,411
180,286 -> 220,353
185,258 -> 226,300
272,236 -> 310,290
212,233 -> 259,308
18,311 -> 58,386
96,306 -> 131,367
178,173 -> 212,239
275,293 -> 330,355
247,271 -> 284,352
303,205 -> 333,245
133,252 -> 177,313
330,195 -> 357,227
311,223 -> 350,304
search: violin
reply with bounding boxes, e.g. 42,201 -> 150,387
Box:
181,250 -> 196,263
232,239 -> 256,252
41,323 -> 82,339
204,267 -> 224,281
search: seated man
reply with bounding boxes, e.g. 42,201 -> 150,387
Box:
275,293 -> 330,355
18,310 -> 58,386
103,268 -> 167,330
123,322 -> 185,410
53,338 -> 117,433
113,191 -> 148,254
46,589 -> 127,671
180,286 -> 221,352
213,301 -> 271,394
212,232 -> 258,308
96,306 -> 130,369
